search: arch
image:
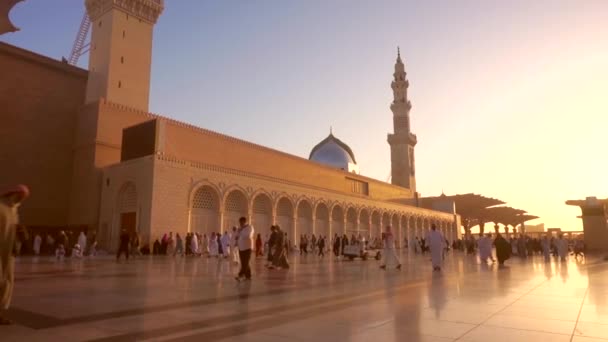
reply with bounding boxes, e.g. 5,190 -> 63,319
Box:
190,185 -> 221,236
252,192 -> 273,233
359,208 -> 370,237
346,207 -> 357,235
315,202 -> 330,238
297,199 -> 313,237
331,205 -> 344,236
382,212 -> 391,229
113,182 -> 138,250
189,181 -> 221,208
371,210 -> 381,238
276,196 -> 294,242
223,189 -> 248,231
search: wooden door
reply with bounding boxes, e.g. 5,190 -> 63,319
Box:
120,212 -> 137,235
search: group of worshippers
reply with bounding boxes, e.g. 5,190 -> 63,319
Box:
475,232 -> 576,267
11,228 -> 98,260
151,230 -> 240,263
266,225 -> 289,269
330,234 -> 372,257
147,219 -> 256,281
379,224 -> 445,271
298,234 -> 328,256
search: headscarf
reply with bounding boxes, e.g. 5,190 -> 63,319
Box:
1,184 -> 30,203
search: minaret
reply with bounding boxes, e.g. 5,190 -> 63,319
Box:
387,48 -> 417,191
84,0 -> 164,111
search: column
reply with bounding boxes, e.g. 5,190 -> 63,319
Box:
219,210 -> 225,233
292,214 -> 298,247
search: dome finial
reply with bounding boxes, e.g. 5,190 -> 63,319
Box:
397,46 -> 401,59
330,125 -> 333,135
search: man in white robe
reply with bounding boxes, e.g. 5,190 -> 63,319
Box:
231,227 -> 240,264
380,226 -> 401,270
0,184 -> 29,325
427,224 -> 444,271
77,232 -> 87,256
555,234 -> 568,261
221,231 -> 231,259
208,233 -> 219,257
33,233 -> 42,256
477,234 -> 493,264
191,233 -> 199,256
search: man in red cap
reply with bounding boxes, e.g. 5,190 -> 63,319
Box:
0,184 -> 29,325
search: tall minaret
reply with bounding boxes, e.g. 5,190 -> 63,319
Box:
387,48 -> 417,192
84,0 -> 164,111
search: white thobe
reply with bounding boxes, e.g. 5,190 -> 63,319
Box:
382,233 -> 400,267
556,239 -> 568,259
202,236 -> 209,254
232,233 -> 240,263
478,237 -> 492,262
77,233 -> 87,254
191,235 -> 199,254
209,238 -> 219,257
221,234 -> 231,256
33,235 -> 42,255
427,230 -> 444,268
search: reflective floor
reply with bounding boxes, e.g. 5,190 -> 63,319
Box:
2,251 -> 608,341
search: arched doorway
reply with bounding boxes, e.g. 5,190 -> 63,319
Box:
276,197 -> 294,244
114,182 -> 137,251
224,189 -> 248,232
346,207 -> 357,237
252,193 -> 272,234
359,209 -> 370,238
297,199 -> 313,237
331,205 -> 344,237
315,202 -> 329,239
190,185 -> 220,236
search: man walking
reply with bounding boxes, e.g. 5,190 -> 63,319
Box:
0,185 -> 29,325
379,226 -> 401,270
427,224 -> 444,271
117,229 -> 130,262
235,217 -> 254,282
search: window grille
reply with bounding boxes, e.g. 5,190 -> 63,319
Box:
276,198 -> 293,217
225,191 -> 247,213
253,195 -> 272,214
192,186 -> 219,210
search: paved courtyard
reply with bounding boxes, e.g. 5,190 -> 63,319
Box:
2,252 -> 607,342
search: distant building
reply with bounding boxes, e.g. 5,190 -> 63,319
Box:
0,0 -> 458,250
524,223 -> 545,233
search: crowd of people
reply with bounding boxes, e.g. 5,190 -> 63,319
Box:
6,228 -> 99,261
453,233 -> 586,264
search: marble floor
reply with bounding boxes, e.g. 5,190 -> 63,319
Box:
2,251 -> 608,342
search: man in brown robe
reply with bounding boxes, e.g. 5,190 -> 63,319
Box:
0,184 -> 29,325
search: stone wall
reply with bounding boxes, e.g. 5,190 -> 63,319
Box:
0,42 -> 87,226
100,154 -> 459,250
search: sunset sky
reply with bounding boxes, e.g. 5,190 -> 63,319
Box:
3,1 -> 607,231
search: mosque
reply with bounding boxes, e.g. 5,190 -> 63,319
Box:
0,0 -> 459,250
